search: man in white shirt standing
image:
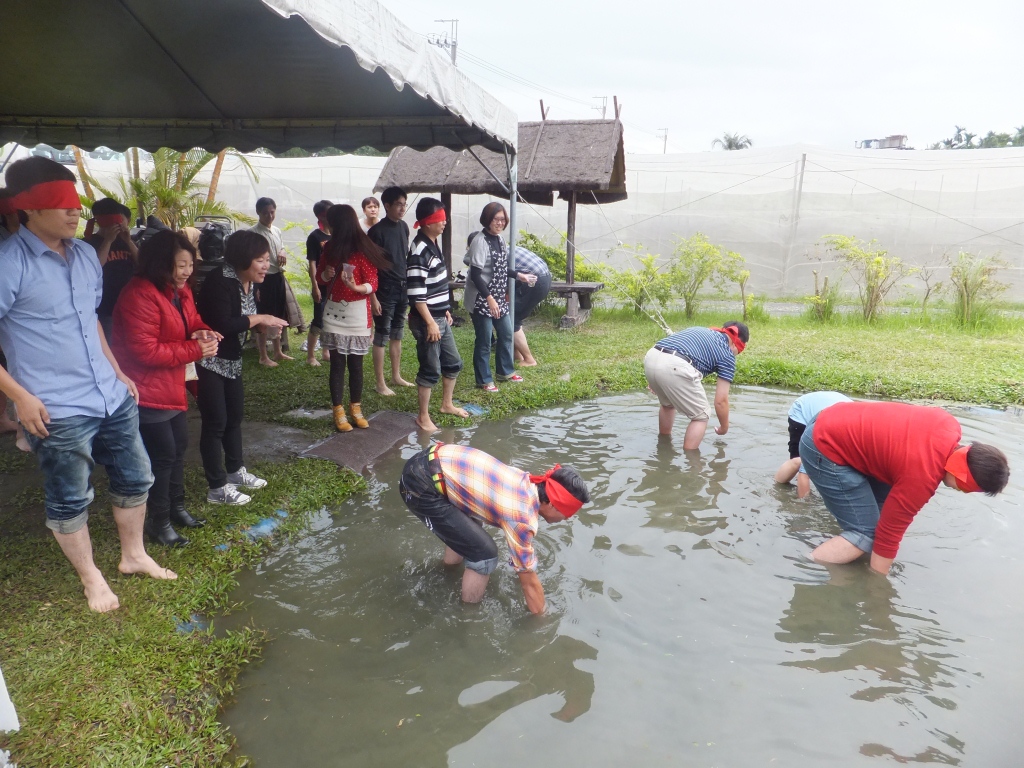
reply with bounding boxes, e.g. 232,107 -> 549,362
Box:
249,197 -> 292,366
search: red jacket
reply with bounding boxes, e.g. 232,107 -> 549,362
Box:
111,277 -> 212,411
813,401 -> 961,559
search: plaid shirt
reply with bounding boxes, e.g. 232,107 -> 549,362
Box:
437,444 -> 540,572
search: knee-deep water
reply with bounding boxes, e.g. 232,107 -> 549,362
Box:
219,389 -> 1023,767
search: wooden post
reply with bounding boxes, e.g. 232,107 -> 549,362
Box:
441,191 -> 455,307
560,191 -> 582,328
71,146 -> 93,201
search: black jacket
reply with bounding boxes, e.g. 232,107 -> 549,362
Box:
195,266 -> 251,361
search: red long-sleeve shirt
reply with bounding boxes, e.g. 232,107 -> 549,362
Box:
813,402 -> 961,559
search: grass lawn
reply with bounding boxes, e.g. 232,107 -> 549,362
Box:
1,297 -> 1021,767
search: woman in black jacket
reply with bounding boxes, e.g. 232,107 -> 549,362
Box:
195,231 -> 288,505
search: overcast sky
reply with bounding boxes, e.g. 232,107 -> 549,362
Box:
380,0 -> 1023,154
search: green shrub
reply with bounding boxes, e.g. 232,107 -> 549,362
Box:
822,235 -> 913,322
669,233 -> 740,318
602,247 -> 675,314
745,293 -> 771,323
517,231 -> 602,283
947,251 -> 1007,328
805,269 -> 842,322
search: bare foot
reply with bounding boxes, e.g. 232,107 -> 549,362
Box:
307,357 -> 321,367
441,405 -> 470,418
376,384 -> 396,397
394,377 -> 416,388
274,353 -> 294,362
119,555 -> 178,581
518,359 -> 539,367
259,357 -> 278,367
16,433 -> 30,452
415,416 -> 438,432
83,574 -> 120,613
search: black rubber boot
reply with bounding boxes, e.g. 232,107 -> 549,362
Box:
145,507 -> 189,548
169,499 -> 205,529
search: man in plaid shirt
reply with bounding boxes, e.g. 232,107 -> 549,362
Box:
400,443 -> 590,614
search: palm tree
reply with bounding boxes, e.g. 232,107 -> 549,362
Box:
712,133 -> 752,150
86,147 -> 257,229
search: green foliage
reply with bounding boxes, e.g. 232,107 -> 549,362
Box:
712,132 -> 752,150
947,251 -> 1007,328
86,148 -> 256,230
516,231 -> 602,283
744,293 -> 771,324
601,247 -> 675,314
669,233 -> 740,318
805,269 -> 842,323
822,234 -> 913,322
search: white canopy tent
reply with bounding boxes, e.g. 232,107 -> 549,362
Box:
0,0 -> 517,154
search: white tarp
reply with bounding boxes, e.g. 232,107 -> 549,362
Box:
0,665 -> 18,734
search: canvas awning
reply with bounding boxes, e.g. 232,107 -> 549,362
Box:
0,0 -> 518,154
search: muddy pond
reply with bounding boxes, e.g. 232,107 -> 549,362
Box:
219,389 -> 1023,767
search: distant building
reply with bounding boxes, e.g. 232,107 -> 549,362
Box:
856,135 -> 909,150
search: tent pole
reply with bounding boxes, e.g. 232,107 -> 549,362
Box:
561,191 -> 580,326
507,153 -> 518,351
441,191 -> 455,307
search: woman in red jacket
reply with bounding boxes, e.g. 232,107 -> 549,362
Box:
317,205 -> 392,432
112,230 -> 221,547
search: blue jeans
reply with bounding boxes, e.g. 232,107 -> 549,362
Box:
471,311 -> 514,386
799,419 -> 891,553
408,313 -> 463,388
26,394 -> 154,534
372,277 -> 409,346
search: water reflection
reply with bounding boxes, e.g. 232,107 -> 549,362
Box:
638,437 -> 730,536
777,565 -> 971,763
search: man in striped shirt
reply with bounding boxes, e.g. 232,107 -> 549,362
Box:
643,321 -> 749,449
405,198 -> 468,431
400,442 -> 591,614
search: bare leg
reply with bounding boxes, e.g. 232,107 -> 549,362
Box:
810,535 -> 867,564
15,424 -> 30,452
513,328 -> 537,366
461,569 -> 490,603
305,329 -> 321,366
775,457 -> 802,484
658,405 -> 676,435
796,473 -> 812,498
390,339 -> 414,386
272,336 -> 293,362
682,419 -> 708,450
0,393 -> 17,433
443,546 -> 464,566
114,504 -> 178,580
439,376 -> 468,418
256,331 -> 276,367
52,525 -> 120,613
373,345 -> 395,396
416,385 -> 437,432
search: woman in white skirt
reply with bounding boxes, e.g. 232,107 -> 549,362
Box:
316,204 -> 393,432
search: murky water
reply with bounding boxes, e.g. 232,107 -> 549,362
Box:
220,390 -> 1024,767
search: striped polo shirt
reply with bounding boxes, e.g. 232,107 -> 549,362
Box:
655,326 -> 737,381
406,233 -> 450,318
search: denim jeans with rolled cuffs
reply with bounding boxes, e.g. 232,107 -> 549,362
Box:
399,448 -> 499,575
26,394 -> 154,534
408,314 -> 463,388
798,418 -> 892,553
471,310 -> 514,386
372,277 -> 409,347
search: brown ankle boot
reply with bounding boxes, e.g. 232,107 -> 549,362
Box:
333,405 -> 352,432
349,404 -> 369,429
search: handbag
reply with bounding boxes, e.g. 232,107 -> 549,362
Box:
320,261 -> 369,336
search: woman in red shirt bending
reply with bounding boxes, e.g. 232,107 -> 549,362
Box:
112,230 -> 221,547
317,205 -> 393,432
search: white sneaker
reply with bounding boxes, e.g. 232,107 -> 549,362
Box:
207,484 -> 251,505
226,466 -> 268,490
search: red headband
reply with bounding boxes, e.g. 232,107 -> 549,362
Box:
414,208 -> 447,229
711,326 -> 745,354
95,213 -> 125,228
529,464 -> 584,518
9,180 -> 81,211
945,446 -> 982,493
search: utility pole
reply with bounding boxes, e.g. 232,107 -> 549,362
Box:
430,19 -> 459,65
592,96 -> 607,119
657,129 -> 668,154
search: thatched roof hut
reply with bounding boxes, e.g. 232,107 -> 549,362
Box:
374,119 -> 627,206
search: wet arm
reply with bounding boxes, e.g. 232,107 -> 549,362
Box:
714,378 -> 731,434
518,571 -> 546,614
869,553 -> 894,575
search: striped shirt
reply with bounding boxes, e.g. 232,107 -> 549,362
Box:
512,246 -> 551,277
437,444 -> 540,572
655,326 -> 737,381
406,233 -> 450,318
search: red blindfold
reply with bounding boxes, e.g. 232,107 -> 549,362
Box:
95,213 -> 125,227
529,465 -> 584,518
414,209 -> 447,229
944,446 -> 982,493
711,326 -> 745,354
8,180 -> 81,211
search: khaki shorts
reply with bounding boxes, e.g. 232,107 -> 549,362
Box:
643,347 -> 710,421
